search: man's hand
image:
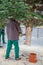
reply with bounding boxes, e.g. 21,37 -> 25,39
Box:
19,33 -> 22,37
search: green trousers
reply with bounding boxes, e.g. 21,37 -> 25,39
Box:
5,40 -> 19,59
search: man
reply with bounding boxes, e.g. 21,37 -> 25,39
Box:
0,28 -> 5,47
5,18 -> 22,60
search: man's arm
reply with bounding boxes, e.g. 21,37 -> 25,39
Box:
15,22 -> 22,33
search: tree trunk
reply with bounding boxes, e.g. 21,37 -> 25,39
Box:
25,26 -> 32,45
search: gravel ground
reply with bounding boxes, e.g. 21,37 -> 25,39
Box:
0,45 -> 43,65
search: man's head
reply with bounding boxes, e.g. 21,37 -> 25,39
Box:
8,17 -> 20,23
10,18 -> 16,22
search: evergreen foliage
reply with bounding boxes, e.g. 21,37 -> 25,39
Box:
0,0 -> 43,28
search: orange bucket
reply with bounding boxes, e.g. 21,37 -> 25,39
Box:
29,53 -> 37,63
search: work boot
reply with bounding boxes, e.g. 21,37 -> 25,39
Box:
15,58 -> 21,60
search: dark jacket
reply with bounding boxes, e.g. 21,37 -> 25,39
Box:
0,29 -> 4,34
7,19 -> 21,40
